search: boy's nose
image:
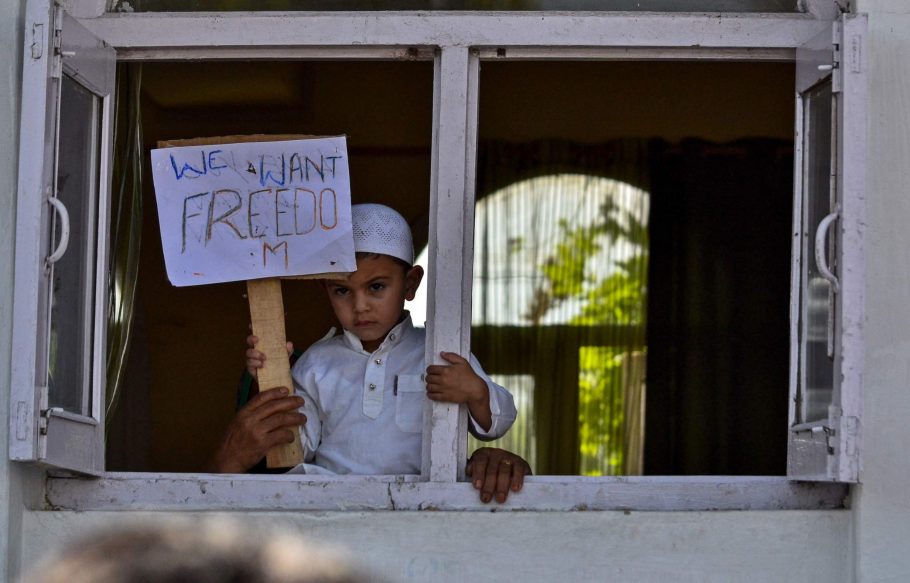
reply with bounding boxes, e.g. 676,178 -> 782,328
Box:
353,292 -> 370,312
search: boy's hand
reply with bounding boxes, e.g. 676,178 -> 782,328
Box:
466,447 -> 532,504
245,334 -> 294,380
206,387 -> 306,473
425,352 -> 488,405
425,352 -> 492,431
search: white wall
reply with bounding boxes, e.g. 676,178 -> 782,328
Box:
852,1 -> 910,581
1,1 -> 28,581
21,510 -> 851,583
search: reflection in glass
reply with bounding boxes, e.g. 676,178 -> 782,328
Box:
799,79 -> 834,424
468,374 -> 536,470
474,175 -> 649,475
47,75 -> 101,415
413,174 -> 649,474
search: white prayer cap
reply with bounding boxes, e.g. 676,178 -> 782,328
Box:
351,203 -> 414,265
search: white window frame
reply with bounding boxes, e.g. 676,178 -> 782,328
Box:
787,14 -> 866,483
12,0 -> 862,510
11,0 -> 115,474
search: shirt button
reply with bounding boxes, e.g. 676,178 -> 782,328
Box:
389,334 -> 396,341
375,358 -> 382,365
369,383 -> 377,391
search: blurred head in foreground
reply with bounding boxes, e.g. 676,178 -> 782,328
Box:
24,519 -> 378,583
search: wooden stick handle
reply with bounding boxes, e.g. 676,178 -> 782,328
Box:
247,278 -> 306,469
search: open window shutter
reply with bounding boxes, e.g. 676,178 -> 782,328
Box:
9,0 -> 115,474
788,14 -> 866,482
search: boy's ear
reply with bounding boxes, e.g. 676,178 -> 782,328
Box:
404,265 -> 424,301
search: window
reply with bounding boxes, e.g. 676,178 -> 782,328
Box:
13,1 -> 861,510
787,16 -> 866,482
11,4 -> 114,473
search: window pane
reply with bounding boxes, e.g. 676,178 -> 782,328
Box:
470,172 -> 650,475
111,60 -> 434,471
47,75 -> 101,415
111,0 -> 799,12
472,61 -> 794,475
799,79 -> 834,424
468,374 -> 536,470
579,347 -> 646,476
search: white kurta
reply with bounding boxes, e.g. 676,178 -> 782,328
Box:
289,315 -> 516,475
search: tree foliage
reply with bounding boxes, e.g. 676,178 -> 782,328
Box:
529,197 -> 649,475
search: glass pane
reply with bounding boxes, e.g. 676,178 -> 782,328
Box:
111,0 -> 799,12
467,61 -> 793,476
799,78 -> 834,424
468,374 -> 536,471
47,75 -> 101,415
578,347 -> 645,476
117,60 -> 434,471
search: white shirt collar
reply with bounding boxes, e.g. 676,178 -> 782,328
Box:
341,312 -> 414,355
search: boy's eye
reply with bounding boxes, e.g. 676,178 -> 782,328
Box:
331,287 -> 349,296
370,282 -> 386,292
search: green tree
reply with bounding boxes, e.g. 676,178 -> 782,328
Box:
529,197 -> 648,475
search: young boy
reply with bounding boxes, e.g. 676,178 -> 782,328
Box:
212,203 -> 516,475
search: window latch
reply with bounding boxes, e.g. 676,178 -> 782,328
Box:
810,424 -> 836,455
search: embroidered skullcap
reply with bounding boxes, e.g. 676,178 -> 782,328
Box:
351,203 -> 414,265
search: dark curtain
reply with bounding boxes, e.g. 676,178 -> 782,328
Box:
472,138 -> 792,476
645,138 -> 792,475
106,64 -> 144,426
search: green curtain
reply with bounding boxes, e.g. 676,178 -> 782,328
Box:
105,64 -> 144,431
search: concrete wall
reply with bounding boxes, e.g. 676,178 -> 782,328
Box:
20,510 -> 851,583
853,1 -> 910,581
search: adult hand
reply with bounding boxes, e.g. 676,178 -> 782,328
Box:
466,447 -> 532,504
206,387 -> 306,473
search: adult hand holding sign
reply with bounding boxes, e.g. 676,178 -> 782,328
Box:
152,135 -> 355,469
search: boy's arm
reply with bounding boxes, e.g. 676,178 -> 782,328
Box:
425,352 -> 492,430
292,362 -> 322,465
465,353 -> 516,440
424,352 -> 517,438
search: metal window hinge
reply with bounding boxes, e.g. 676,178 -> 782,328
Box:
38,407 -> 63,435
49,6 -> 64,79
830,28 -> 864,93
811,424 -> 836,455
832,21 -> 845,93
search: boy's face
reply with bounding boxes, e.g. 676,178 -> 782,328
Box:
324,254 -> 423,353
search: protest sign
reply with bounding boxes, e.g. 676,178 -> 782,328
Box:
151,135 -> 356,286
152,135 -> 355,469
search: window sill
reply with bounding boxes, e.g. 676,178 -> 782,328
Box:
43,473 -> 848,512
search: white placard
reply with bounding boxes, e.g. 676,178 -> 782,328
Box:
151,137 -> 356,286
